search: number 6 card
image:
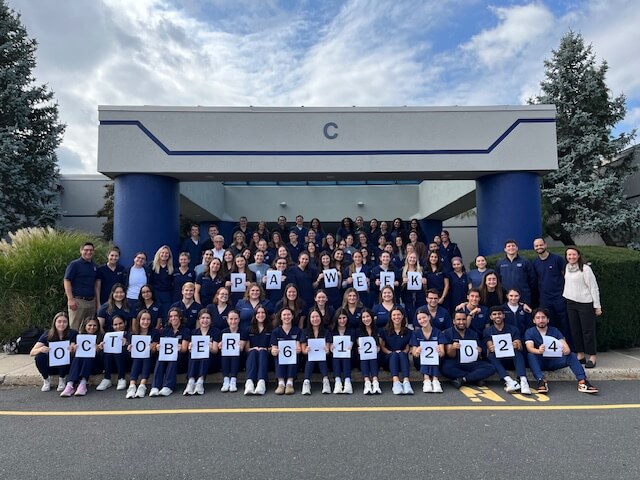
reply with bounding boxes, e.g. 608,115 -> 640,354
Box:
278,340 -> 297,365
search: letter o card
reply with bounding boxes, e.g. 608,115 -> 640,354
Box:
420,341 -> 439,366
75,334 -> 96,358
278,340 -> 297,365
159,337 -> 179,362
231,273 -> 247,293
190,335 -> 210,359
130,335 -> 151,359
49,341 -> 70,367
358,336 -> 377,361
459,339 -> 479,363
222,333 -> 241,357
407,271 -> 422,291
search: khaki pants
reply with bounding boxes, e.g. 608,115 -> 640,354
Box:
68,298 -> 97,331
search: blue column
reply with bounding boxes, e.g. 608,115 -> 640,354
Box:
476,172 -> 541,256
114,174 -> 179,264
418,219 -> 443,244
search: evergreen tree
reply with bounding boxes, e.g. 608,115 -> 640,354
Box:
0,1 -> 65,237
532,31 -> 637,245
96,183 -> 114,241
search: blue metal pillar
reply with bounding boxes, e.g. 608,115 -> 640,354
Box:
114,174 -> 179,265
419,219 -> 443,244
476,172 -> 541,256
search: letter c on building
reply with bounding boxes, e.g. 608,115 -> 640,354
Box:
323,122 -> 338,140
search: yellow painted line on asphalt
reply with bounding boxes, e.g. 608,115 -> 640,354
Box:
1,404 -> 640,416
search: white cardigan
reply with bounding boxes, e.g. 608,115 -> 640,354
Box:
562,264 -> 601,309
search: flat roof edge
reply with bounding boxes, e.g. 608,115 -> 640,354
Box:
98,105 -> 556,113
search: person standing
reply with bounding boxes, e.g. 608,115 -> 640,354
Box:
495,239 -> 536,305
563,247 -> 602,368
63,242 -> 98,331
533,238 -> 569,339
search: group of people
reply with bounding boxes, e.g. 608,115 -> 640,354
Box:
39,214 -> 602,397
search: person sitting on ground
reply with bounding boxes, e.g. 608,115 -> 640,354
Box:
524,308 -> 598,394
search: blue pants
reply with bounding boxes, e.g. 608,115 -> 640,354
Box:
155,290 -> 173,325
412,356 -> 441,377
360,359 -> 379,378
527,352 -> 586,381
68,356 -> 98,383
304,360 -> 328,380
383,352 -> 410,379
441,358 -> 495,383
152,360 -> 178,390
246,349 -> 269,381
130,357 -> 154,382
332,357 -> 352,380
487,351 -> 526,379
103,352 -> 126,379
221,356 -> 241,377
187,357 -> 212,379
35,353 -> 70,379
275,358 -> 297,379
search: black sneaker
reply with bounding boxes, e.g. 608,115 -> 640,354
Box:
451,378 -> 464,389
577,380 -> 599,394
536,379 -> 549,393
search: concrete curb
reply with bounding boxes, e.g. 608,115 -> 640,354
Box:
3,350 -> 639,387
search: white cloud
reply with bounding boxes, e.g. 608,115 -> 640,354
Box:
462,3 -> 555,68
8,0 -> 640,174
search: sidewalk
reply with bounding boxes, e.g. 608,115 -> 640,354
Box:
2,349 -> 640,387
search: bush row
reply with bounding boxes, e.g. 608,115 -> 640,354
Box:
0,228 -> 109,343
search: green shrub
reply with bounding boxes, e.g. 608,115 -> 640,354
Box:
477,246 -> 640,350
0,227 -> 109,342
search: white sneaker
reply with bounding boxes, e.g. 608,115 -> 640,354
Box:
126,385 -> 137,399
221,377 -> 230,392
343,379 -> 353,394
392,381 -> 403,395
505,378 -> 521,393
423,379 -> 433,393
244,379 -> 255,395
403,380 -> 414,395
322,377 -> 331,394
229,377 -> 238,392
96,379 -> 112,391
254,379 -> 266,395
159,387 -> 173,396
520,377 -> 532,395
195,380 -> 205,395
117,379 -> 127,391
148,387 -> 160,397
432,379 -> 443,393
372,379 -> 382,394
333,378 -> 343,394
363,379 -> 372,395
302,379 -> 311,395
135,384 -> 147,398
41,378 -> 51,392
57,377 -> 66,392
183,380 -> 196,396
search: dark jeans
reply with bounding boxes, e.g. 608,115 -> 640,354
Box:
566,299 -> 597,355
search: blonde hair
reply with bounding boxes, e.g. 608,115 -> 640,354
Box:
152,245 -> 174,275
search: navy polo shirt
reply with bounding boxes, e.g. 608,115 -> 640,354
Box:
64,258 -> 98,297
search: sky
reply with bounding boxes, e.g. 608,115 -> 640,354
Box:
9,0 -> 640,174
